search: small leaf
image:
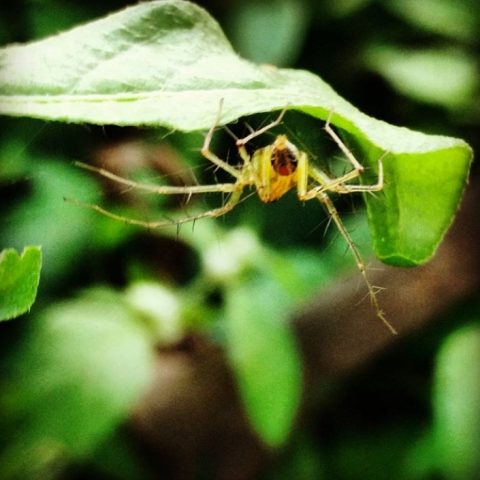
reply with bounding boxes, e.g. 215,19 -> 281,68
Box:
0,246 -> 42,321
225,278 -> 303,447
0,0 -> 473,266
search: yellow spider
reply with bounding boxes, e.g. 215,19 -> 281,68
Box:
75,101 -> 396,334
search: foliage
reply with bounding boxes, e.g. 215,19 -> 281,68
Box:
0,246 -> 41,321
0,289 -> 154,479
433,322 -> 480,478
0,0 -> 472,266
0,0 -> 478,479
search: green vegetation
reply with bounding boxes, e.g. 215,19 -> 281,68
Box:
0,246 -> 41,321
0,1 -> 478,478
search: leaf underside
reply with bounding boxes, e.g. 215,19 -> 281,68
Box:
0,0 -> 473,266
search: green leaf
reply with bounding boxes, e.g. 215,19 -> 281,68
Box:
385,0 -> 477,42
0,288 -> 154,477
227,0 -> 308,66
354,139 -> 470,266
0,246 -> 42,321
433,322 -> 480,479
364,45 -> 478,110
0,0 -> 472,266
225,278 -> 303,447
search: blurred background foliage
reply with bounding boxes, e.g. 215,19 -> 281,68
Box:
0,0 -> 479,479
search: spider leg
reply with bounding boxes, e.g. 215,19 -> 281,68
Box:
202,98 -> 241,179
234,106 -> 290,167
75,161 -> 239,195
335,155 -> 384,193
322,113 -> 389,193
296,144 -> 394,332
66,186 -> 244,230
325,112 -> 364,172
317,191 -> 397,335
236,105 -> 289,147
301,158 -> 383,199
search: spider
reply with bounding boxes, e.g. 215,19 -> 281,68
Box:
74,100 -> 397,335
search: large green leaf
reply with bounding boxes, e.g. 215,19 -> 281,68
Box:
0,0 -> 472,266
0,246 -> 42,321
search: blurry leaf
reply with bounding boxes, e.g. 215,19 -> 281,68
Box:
227,0 -> 308,66
225,277 -> 303,447
402,429 -> 438,480
0,0 -> 473,266
26,0 -> 98,40
202,226 -> 264,283
1,160 -> 100,283
90,431 -> 152,480
329,423 -> 426,480
270,212 -> 377,297
0,246 -> 41,321
268,248 -> 331,300
0,440 -> 68,480
364,45 -> 478,110
385,0 -> 477,42
267,432 -> 326,480
433,322 -> 480,479
0,288 -> 154,478
125,281 -> 184,345
0,140 -> 31,180
327,0 -> 373,17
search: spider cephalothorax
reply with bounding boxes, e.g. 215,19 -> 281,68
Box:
250,134 -> 306,203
